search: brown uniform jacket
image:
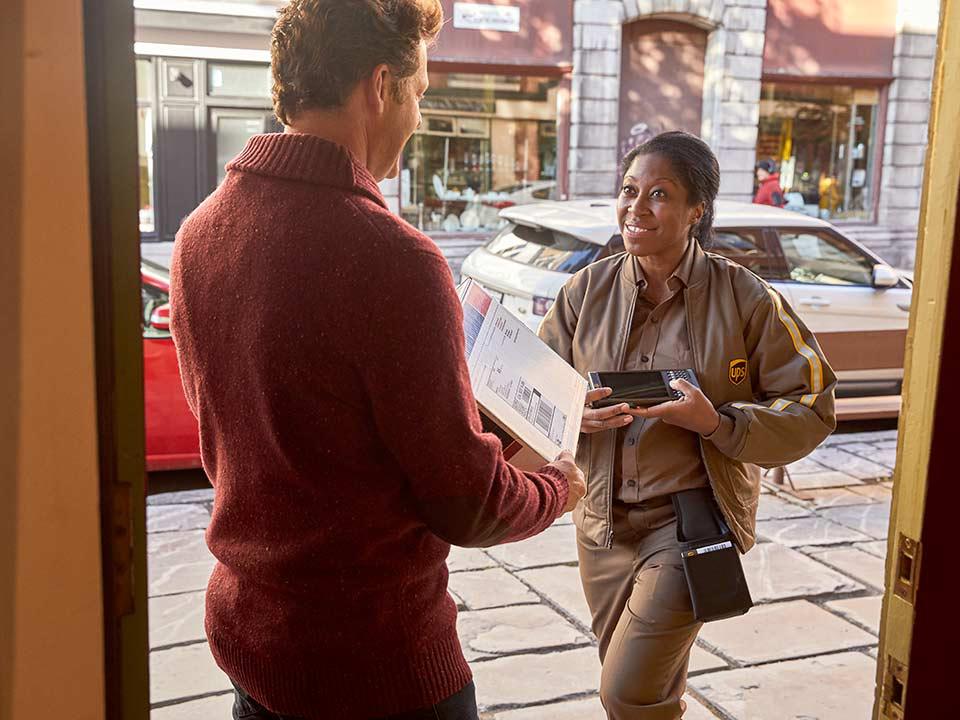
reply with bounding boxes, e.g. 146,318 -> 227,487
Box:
538,241 -> 837,553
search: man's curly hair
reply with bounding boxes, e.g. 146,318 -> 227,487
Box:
271,0 -> 443,125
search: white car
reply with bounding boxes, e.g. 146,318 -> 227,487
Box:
460,199 -> 912,420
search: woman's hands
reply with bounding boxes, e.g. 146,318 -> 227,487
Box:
628,379 -> 721,436
580,387 -> 635,434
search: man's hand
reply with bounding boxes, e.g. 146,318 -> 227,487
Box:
547,450 -> 586,514
628,379 -> 721,436
580,387 -> 634,434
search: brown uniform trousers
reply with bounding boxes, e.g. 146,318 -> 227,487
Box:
577,499 -> 702,720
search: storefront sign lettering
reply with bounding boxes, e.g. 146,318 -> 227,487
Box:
453,3 -> 521,33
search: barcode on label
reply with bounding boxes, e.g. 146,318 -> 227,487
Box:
533,391 -> 556,436
513,378 -> 534,415
687,541 -> 734,557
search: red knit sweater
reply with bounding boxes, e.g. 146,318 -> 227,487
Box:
169,133 -> 569,718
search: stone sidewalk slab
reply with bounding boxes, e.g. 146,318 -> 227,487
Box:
448,546 -> 498,573
486,524 -> 579,569
473,647 -> 600,710
150,642 -> 230,705
486,694 -> 717,719
147,504 -> 210,534
847,483 -> 894,501
782,470 -> 863,490
151,692 -> 233,719
147,488 -> 214,506
149,591 -> 205,649
825,430 -> 897,445
698,600 -> 875,665
689,645 -> 727,674
457,605 -> 589,661
756,517 -> 872,547
690,652 -> 876,720
840,442 -> 897,468
782,456 -> 829,475
484,696 -> 604,719
448,568 -> 539,610
743,543 -> 863,603
826,596 -> 883,635
807,447 -> 891,480
820,502 -> 891,540
854,540 -> 890,558
755,495 -> 812,521
515,566 -> 592,629
148,530 -> 217,597
803,546 -> 887,590
798,487 -> 879,508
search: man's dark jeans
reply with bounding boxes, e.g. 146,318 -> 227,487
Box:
231,680 -> 479,720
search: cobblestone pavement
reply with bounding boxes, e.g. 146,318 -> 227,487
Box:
147,429 -> 897,720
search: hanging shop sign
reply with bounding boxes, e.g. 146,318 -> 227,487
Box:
453,3 -> 521,33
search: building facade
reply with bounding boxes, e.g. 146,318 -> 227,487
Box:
135,0 -> 939,268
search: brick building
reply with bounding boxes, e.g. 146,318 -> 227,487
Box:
135,0 -> 940,268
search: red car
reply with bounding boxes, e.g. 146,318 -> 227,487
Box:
141,259 -> 201,472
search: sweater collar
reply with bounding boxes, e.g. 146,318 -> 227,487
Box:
226,132 -> 387,209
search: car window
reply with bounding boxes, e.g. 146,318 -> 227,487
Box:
485,223 -> 603,273
142,281 -> 170,338
776,230 -> 874,285
703,229 -> 787,280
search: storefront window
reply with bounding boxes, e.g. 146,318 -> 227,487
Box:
757,83 -> 879,221
136,59 -> 156,234
401,73 -> 559,232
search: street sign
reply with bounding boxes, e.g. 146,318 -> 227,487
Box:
453,3 -> 521,33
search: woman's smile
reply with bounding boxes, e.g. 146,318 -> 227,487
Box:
622,219 -> 658,240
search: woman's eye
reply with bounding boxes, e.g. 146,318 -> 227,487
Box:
620,186 -> 636,195
651,189 -> 666,199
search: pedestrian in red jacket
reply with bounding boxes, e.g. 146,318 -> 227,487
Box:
168,2 -> 585,719
754,159 -> 786,207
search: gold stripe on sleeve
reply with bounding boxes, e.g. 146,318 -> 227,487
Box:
765,287 -> 824,394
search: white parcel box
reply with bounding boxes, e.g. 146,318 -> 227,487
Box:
458,279 -> 586,470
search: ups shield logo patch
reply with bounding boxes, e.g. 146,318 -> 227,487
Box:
729,359 -> 748,386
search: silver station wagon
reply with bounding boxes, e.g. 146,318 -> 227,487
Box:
460,200 -> 912,420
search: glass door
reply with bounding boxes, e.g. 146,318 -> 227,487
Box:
209,108 -> 282,186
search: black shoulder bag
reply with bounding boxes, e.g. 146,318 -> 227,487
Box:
671,487 -> 754,623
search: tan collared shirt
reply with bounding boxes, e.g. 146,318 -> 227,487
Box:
616,242 -> 710,503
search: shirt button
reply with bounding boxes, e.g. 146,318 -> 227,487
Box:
627,480 -> 637,487
641,355 -> 650,363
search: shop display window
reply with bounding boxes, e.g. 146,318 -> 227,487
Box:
757,83 -> 879,222
401,72 -> 560,233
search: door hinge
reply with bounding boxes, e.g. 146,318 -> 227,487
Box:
111,483 -> 134,617
879,655 -> 908,720
893,533 -> 921,605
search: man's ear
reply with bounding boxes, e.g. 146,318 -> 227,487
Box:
367,62 -> 390,113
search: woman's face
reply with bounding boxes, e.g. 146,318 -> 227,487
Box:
617,153 -> 704,259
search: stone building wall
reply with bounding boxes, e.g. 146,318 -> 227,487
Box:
569,0 -> 768,202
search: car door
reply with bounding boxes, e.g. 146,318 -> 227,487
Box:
142,274 -> 201,472
769,226 -> 911,395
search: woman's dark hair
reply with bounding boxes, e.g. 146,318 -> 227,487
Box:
620,131 -> 721,245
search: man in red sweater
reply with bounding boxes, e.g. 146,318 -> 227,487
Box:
169,1 -> 585,719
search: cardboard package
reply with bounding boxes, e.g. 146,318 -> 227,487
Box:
458,279 -> 586,470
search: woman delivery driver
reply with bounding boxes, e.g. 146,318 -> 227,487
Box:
539,131 -> 837,719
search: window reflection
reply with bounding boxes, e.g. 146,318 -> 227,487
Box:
401,73 -> 559,232
757,83 -> 879,222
